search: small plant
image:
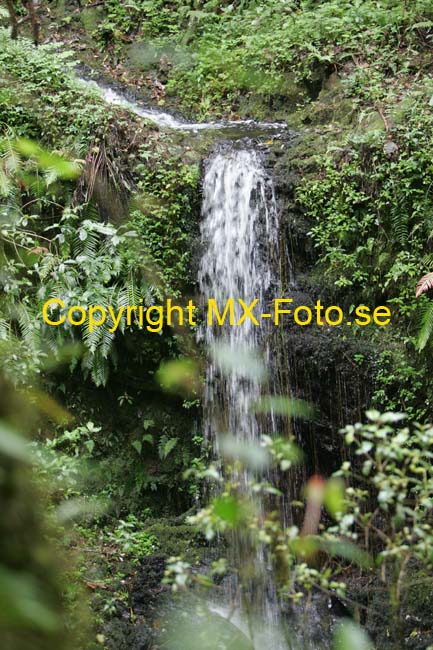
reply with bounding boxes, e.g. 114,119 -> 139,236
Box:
106,515 -> 158,559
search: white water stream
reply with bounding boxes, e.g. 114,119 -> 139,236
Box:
77,75 -> 286,133
198,148 -> 278,443
198,147 -> 287,649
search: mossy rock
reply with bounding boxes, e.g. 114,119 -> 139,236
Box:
401,569 -> 433,649
365,567 -> 433,649
102,620 -> 153,650
145,520 -> 207,563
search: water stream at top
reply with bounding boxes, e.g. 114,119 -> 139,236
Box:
77,75 -> 286,134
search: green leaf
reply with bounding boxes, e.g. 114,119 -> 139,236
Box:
14,139 -> 81,180
156,358 -> 200,396
333,620 -> 374,650
84,439 -> 95,454
219,434 -> 269,470
160,437 -> 178,459
0,567 -> 59,632
131,440 -> 142,455
210,343 -> 266,382
324,478 -> 346,518
212,495 -> 242,526
318,538 -> 372,569
253,395 -> 315,420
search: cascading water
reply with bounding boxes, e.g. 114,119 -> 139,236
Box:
198,146 -> 279,443
198,144 -> 286,649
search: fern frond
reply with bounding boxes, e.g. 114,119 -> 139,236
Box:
82,323 -> 105,354
89,351 -> 109,387
0,318 -> 10,340
0,134 -> 21,174
418,301 -> 433,350
0,168 -> 11,197
416,272 -> 433,298
99,328 -> 115,358
391,204 -> 408,246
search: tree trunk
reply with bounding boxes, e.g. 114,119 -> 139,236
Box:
5,0 -> 19,39
24,0 -> 40,46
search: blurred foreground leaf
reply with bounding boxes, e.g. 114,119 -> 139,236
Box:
334,620 -> 374,650
0,421 -> 30,462
291,535 -> 372,569
324,478 -> 346,519
14,139 -> 81,180
210,343 -> 267,382
156,358 -> 200,396
24,388 -> 71,425
219,434 -> 269,470
212,495 -> 245,527
319,538 -> 372,569
254,396 -> 315,420
0,566 -> 59,632
41,342 -> 83,372
56,496 -> 109,523
164,608 -> 253,650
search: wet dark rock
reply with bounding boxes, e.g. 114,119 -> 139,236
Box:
131,555 -> 170,617
102,620 -> 153,650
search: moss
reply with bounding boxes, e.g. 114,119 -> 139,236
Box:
402,568 -> 433,647
145,520 -> 207,563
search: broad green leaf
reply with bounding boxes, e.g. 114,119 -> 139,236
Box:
0,422 -> 30,462
84,439 -> 95,454
0,566 -> 59,632
156,358 -> 200,396
14,139 -> 81,180
333,620 -> 374,650
253,395 -> 315,420
131,440 -> 142,455
212,495 -> 243,526
317,538 -> 372,569
324,478 -> 346,518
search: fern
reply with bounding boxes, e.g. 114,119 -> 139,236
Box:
391,200 -> 409,247
0,318 -> 10,340
90,351 -> 109,387
416,272 -> 433,298
158,436 -> 179,460
418,301 -> 433,350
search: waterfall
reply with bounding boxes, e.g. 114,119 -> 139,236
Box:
198,143 -> 286,649
198,145 -> 278,443
92,77 -> 331,648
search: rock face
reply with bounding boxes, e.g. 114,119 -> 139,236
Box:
268,136 -> 374,482
131,555 -> 170,616
101,556 -> 168,650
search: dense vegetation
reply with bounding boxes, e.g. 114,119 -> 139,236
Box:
1,1 -> 433,649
